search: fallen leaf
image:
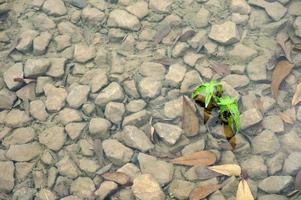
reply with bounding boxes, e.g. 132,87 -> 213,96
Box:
101,172 -> 131,186
13,77 -> 36,84
171,151 -> 216,166
292,83 -> 301,106
271,59 -> 294,100
195,166 -> 221,180
153,23 -> 171,44
209,61 -> 230,77
278,112 -> 295,124
208,164 -> 241,176
182,96 -> 200,137
189,184 -> 221,200
276,31 -> 293,63
179,30 -> 197,42
295,169 -> 301,191
236,179 -> 254,200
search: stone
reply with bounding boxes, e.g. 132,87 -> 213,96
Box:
44,84 -> 67,112
46,58 -> 66,78
58,21 -> 82,42
138,153 -> 174,185
228,43 -> 257,61
15,162 -> 34,181
117,163 -> 141,181
3,63 -> 23,90
126,1 -> 149,19
132,174 -> 165,200
65,122 -> 86,140
107,9 -> 140,31
16,82 -> 36,100
182,140 -> 205,155
43,0 -> 67,16
74,44 -> 96,63
266,153 -> 285,175
165,63 -> 186,87
139,62 -> 166,80
0,88 -> 16,109
221,74 -> 249,89
102,139 -> 133,166
264,2 -> 287,21
231,13 -> 249,25
168,179 -> 195,200
6,142 -> 41,161
184,52 -> 202,67
258,176 -> 293,193
294,17 -> 301,37
240,108 -> 263,130
5,109 -> 31,128
121,125 -> 154,152
13,187 -> 37,200
220,81 -> 240,100
67,84 -> 90,109
63,0 -> 87,8
81,7 -> 105,25
283,152 -> 301,175
149,0 -> 172,13
138,78 -> 162,99
0,161 -> 14,192
262,115 -> 284,133
31,13 -> 56,31
90,72 -> 108,93
24,58 -> 50,78
39,126 -> 65,151
180,70 -> 202,93
248,9 -> 271,30
258,195 -> 288,200
126,100 -> 146,113
95,82 -> 124,106
172,42 -> 189,58
105,102 -> 125,124
3,127 -> 35,146
241,155 -> 267,179
209,21 -> 240,45
281,130 -> 301,153
153,123 -> 182,145
188,30 -> 207,49
193,7 -> 210,28
70,177 -> 95,199
36,76 -> 53,95
95,181 -> 118,200
89,118 -> 112,139
252,130 -> 280,155
30,100 -> 49,121
78,158 -> 100,173
54,34 -> 71,51
16,29 -> 39,52
230,0 -> 251,15
288,1 -> 301,16
57,108 -> 82,125
122,110 -> 150,127
33,32 -> 52,55
61,196 -> 81,200
123,79 -> 140,98
56,156 -> 80,178
164,97 -> 182,119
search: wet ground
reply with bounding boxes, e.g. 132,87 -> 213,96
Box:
0,0 -> 301,199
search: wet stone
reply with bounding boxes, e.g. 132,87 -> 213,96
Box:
126,1 -> 149,19
65,122 -> 86,140
241,155 -> 267,179
79,158 -> 100,173
31,13 -> 56,31
16,29 -> 39,52
231,13 -> 249,25
168,179 -> 195,199
240,108 -> 263,130
209,21 -> 240,45
283,152 -> 301,175
44,84 -> 67,112
153,122 -> 182,145
266,152 -> 285,175
122,110 -> 150,127
102,139 -> 133,166
281,130 -> 301,153
6,142 -> 41,162
139,62 -> 166,80
138,77 -> 162,99
180,70 -> 202,94
64,0 -> 87,8
123,79 -> 140,98
56,156 -> 80,178
262,115 -> 284,133
95,82 -> 124,106
39,126 -> 65,151
182,140 -> 205,155
164,97 -> 182,119
54,34 -> 71,51
0,161 -> 14,192
165,63 -> 187,87
57,108 -> 82,125
149,0 -> 172,13
74,44 -> 96,63
230,0 -> 251,15
188,30 -> 207,49
89,117 -> 111,139
95,181 -> 118,200
81,7 -> 105,25
138,153 -> 174,185
36,189 -> 56,200
294,17 -> 301,38
42,0 -> 67,16
126,99 -> 146,113
33,32 -> 52,55
252,130 -> 280,155
107,9 -> 141,31
228,43 -> 257,61
132,174 -> 165,200
258,176 -> 293,193
221,74 -> 249,89
184,52 -> 202,67
172,42 -> 189,58
5,109 -> 31,128
90,71 -> 108,93
3,63 -> 23,90
67,84 -> 90,109
193,7 -> 210,28
15,162 -> 34,181
46,58 -> 66,78
247,55 -> 269,81
117,163 -> 141,181
263,1 -> 287,21
288,1 -> 301,16
0,88 -> 16,109
3,127 -> 35,146
70,177 -> 95,199
24,58 -> 50,78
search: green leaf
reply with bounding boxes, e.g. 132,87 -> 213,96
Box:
192,85 -> 206,99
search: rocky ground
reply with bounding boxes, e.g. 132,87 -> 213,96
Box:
0,0 -> 301,199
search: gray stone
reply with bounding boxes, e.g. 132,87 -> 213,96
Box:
138,78 -> 162,99
3,127 -> 35,146
0,161 -> 14,192
58,21 -> 82,42
153,122 -> 182,145
281,130 -> 301,153
209,21 -> 240,45
294,17 -> 301,37
81,7 -> 105,25
54,34 -> 71,51
36,189 -> 56,200
121,125 -> 154,152
33,32 -> 52,55
67,84 -> 90,108
264,2 -> 287,21
266,153 -> 285,175
188,30 -> 207,49
165,63 -> 187,87
64,0 -> 87,8
74,43 -> 96,63
192,7 -> 210,28
249,9 -> 271,30
262,115 -> 284,133
89,117 -> 111,139
44,84 -> 67,112
78,158 -> 100,173
16,29 -> 39,52
107,9 -> 141,31
126,100 -> 146,113
149,0 -> 172,13
183,52 -> 202,67
70,177 -> 95,199
231,13 -> 249,25
180,70 -> 202,93
122,110 -> 150,127
15,162 -> 34,181
95,181 -> 118,200
90,71 -> 108,93
5,109 -> 31,128
43,0 -> 67,16
57,108 -> 82,125
39,126 -> 65,151
61,196 -> 81,200
31,13 -> 56,31
16,82 -> 36,100
3,63 -> 23,90
258,176 -> 293,193
288,1 -> 301,16
241,155 -> 267,179
283,152 -> 301,175
132,174 -> 165,200
123,79 -> 140,98
102,139 -> 133,166
138,153 -> 174,185
240,108 -> 263,130
56,156 -> 80,178
230,0 -> 251,15
117,163 -> 141,181
30,100 -> 48,121
228,43 -> 257,61
139,62 -> 166,80
46,58 -> 66,78
168,179 -> 195,200
164,97 -> 182,119
24,58 -> 50,78
105,102 -> 125,124
252,130 -> 280,155
126,1 -> 149,19
172,42 -> 189,58
220,81 -> 240,100
182,140 -> 205,155
36,76 -> 53,95
6,142 -> 41,161
0,88 -> 16,109
65,122 -> 86,140
95,82 -> 124,106
258,194 -> 288,200
247,56 -> 269,81
221,74 -> 249,89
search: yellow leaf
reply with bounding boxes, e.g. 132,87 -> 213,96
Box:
292,83 -> 301,106
236,180 -> 254,200
208,164 -> 241,176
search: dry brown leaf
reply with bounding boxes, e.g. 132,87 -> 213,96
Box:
236,179 -> 254,200
276,31 -> 293,63
189,184 -> 221,200
271,59 -> 294,100
171,151 -> 216,166
208,164 -> 241,176
292,83 -> 301,106
182,96 -> 200,137
101,172 -> 131,186
295,169 -> 301,191
153,23 -> 171,44
209,61 -> 230,77
278,112 -> 295,124
179,30 -> 197,42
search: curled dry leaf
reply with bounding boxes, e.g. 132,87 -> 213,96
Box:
271,59 -> 294,100
292,83 -> 301,106
171,151 -> 216,166
179,30 -> 197,42
189,184 -> 221,200
101,172 -> 131,186
295,169 -> 301,191
182,96 -> 200,137
278,112 -> 295,124
236,179 -> 254,200
208,164 -> 241,176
